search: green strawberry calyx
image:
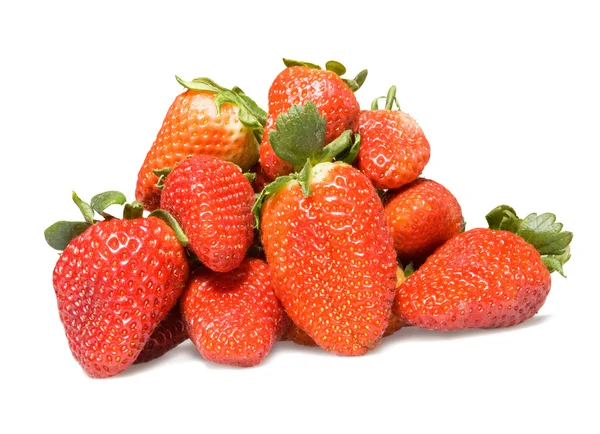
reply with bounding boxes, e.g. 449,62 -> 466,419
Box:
282,58 -> 368,92
486,205 -> 573,277
370,85 -> 402,111
44,191 -> 187,251
175,76 -> 267,142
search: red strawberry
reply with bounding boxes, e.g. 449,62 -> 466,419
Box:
393,205 -> 572,331
136,77 -> 266,211
180,258 -> 285,367
259,59 -> 366,179
249,162 -> 272,193
45,192 -> 189,378
383,178 -> 464,264
159,155 -> 255,273
134,302 -> 187,364
356,86 -> 430,189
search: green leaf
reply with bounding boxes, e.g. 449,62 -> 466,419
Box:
542,247 -> 571,277
325,60 -> 346,76
44,221 -> 91,251
343,69 -> 368,92
72,191 -> 94,224
244,172 -> 257,184
269,102 -> 326,171
148,209 -> 188,247
485,205 -> 520,232
403,262 -> 416,278
319,130 -> 354,163
123,201 -> 144,220
252,175 -> 294,228
336,133 -> 361,165
153,167 -> 173,190
176,76 -> 222,93
90,191 -> 126,218
282,58 -> 321,69
297,160 -> 313,197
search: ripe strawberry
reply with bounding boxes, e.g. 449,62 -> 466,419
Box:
249,162 -> 271,193
134,302 -> 187,364
136,76 -> 266,211
45,192 -> 189,378
159,155 -> 255,273
393,206 -> 572,331
255,103 -> 396,355
180,258 -> 285,367
383,178 -> 464,264
259,59 -> 366,179
356,86 -> 430,189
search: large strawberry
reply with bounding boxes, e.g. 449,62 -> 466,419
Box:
356,86 -> 430,189
180,257 -> 286,367
159,155 -> 255,273
136,76 -> 266,211
45,192 -> 190,378
255,103 -> 396,356
259,59 -> 366,179
383,178 -> 464,264
394,205 -> 572,331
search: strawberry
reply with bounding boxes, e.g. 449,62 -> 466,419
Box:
383,178 -> 464,264
255,103 -> 396,356
159,155 -> 255,273
259,59 -> 366,179
356,86 -> 430,189
136,76 -> 266,211
393,205 -> 572,331
249,162 -> 272,193
180,257 -> 285,367
134,302 -> 187,364
45,192 -> 189,378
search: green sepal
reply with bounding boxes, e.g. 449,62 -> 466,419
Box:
72,191 -> 94,224
244,172 -> 257,184
153,167 -> 173,190
297,160 -> 313,197
282,58 -> 322,69
371,85 -> 401,111
148,209 -> 188,247
318,130 -> 354,163
486,205 -> 573,276
269,101 -> 326,171
123,201 -> 144,220
90,191 -> 126,219
44,221 -> 91,251
283,59 -> 367,91
342,69 -> 368,92
336,133 -> 361,165
252,175 -> 294,228
325,60 -> 346,76
403,262 -> 416,278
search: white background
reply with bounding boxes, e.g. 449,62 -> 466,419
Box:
2,1 -> 598,433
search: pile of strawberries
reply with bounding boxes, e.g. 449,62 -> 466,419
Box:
45,59 -> 572,378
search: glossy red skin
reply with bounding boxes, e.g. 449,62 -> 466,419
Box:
136,90 -> 259,211
180,258 -> 285,367
160,155 -> 255,273
356,109 -> 430,189
259,67 -> 360,179
261,163 -> 397,355
52,217 -> 189,378
394,228 -> 552,331
384,178 -> 463,263
134,302 -> 187,364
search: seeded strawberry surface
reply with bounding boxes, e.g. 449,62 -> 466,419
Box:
52,217 -> 190,378
394,228 -> 552,330
181,258 -> 285,367
136,90 -> 259,211
356,109 -> 430,189
160,155 -> 255,273
260,163 -> 397,355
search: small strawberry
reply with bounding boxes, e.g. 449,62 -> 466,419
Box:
259,59 -> 366,179
356,86 -> 430,189
180,257 -> 285,367
136,76 -> 266,211
45,192 -> 189,378
255,103 -> 396,356
394,205 -> 572,331
134,302 -> 187,365
159,155 -> 255,273
383,178 -> 464,264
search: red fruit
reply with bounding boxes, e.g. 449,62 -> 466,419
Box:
259,162 -> 397,355
259,60 -> 364,179
250,162 -> 272,193
134,302 -> 187,365
384,178 -> 463,263
49,211 -> 189,378
356,86 -> 430,189
160,155 -> 255,273
180,258 -> 285,367
394,206 -> 572,331
136,77 -> 265,211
